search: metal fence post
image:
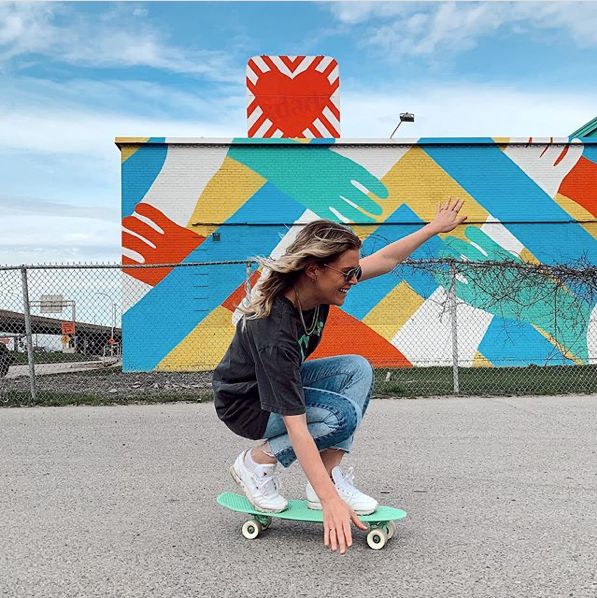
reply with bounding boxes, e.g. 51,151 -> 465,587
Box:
20,266 -> 37,403
449,262 -> 460,394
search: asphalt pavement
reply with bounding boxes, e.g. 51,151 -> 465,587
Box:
1,396 -> 596,598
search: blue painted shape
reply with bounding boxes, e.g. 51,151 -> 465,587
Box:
121,137 -> 167,218
309,138 -> 337,145
123,184 -> 304,371
581,144 -> 597,165
420,140 -> 597,264
343,205 -> 442,319
478,317 -> 572,367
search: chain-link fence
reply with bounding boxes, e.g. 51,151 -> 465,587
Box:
1,260 -> 595,407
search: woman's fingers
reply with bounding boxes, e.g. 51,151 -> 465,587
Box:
439,197 -> 464,212
330,528 -> 338,552
351,511 -> 368,531
324,521 -> 352,554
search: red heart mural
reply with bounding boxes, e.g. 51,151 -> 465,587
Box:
247,56 -> 340,138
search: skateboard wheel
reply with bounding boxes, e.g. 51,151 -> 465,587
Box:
241,519 -> 262,540
366,528 -> 387,550
385,521 -> 396,539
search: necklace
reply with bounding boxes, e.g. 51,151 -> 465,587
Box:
294,288 -> 320,336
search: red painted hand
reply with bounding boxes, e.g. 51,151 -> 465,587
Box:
122,203 -> 204,286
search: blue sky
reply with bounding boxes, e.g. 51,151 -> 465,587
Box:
0,0 -> 596,266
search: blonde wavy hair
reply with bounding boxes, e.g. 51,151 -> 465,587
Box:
239,219 -> 362,320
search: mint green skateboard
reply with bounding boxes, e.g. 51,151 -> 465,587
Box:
217,492 -> 407,550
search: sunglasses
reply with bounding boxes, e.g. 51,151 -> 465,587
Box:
323,264 -> 362,283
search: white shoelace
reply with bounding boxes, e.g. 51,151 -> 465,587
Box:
255,471 -> 282,497
337,466 -> 359,497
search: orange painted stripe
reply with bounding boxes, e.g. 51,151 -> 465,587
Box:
559,156 -> 597,217
248,112 -> 267,137
322,59 -> 337,78
553,145 -> 569,167
261,55 -> 278,72
248,58 -> 264,74
326,99 -> 340,120
309,307 -> 412,368
318,112 -> 339,138
222,271 -> 262,312
263,123 -> 278,138
281,55 -> 304,72
310,55 -> 325,71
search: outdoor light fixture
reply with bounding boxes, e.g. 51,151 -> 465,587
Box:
390,112 -> 415,138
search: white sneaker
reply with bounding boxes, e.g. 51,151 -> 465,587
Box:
230,449 -> 288,513
306,466 -> 378,515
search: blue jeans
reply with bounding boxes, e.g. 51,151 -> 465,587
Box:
262,355 -> 374,469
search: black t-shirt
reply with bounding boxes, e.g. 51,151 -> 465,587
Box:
213,295 -> 330,440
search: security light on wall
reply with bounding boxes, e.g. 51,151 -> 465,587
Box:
390,113 -> 415,138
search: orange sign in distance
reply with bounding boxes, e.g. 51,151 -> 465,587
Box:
61,322 -> 75,335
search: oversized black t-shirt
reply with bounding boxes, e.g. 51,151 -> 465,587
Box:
213,295 -> 330,440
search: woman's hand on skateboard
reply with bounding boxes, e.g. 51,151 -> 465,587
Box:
322,496 -> 368,554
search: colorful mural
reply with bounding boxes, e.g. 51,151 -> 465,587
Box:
247,56 -> 340,138
117,137 -> 597,372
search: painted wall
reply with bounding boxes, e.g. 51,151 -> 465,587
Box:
118,137 -> 597,372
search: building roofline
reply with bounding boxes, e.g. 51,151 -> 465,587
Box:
571,117 -> 597,138
114,136 -> 597,148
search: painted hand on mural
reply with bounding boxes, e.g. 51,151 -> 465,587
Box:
227,139 -> 388,222
503,138 -> 583,198
122,203 -> 204,287
435,226 -> 590,362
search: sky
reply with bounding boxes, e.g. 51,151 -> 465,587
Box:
0,0 -> 596,267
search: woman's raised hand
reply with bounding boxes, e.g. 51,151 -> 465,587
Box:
430,198 -> 468,234
322,496 -> 368,554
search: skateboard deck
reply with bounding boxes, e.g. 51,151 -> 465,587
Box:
217,492 -> 407,549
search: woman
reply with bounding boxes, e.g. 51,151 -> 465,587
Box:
213,199 -> 466,554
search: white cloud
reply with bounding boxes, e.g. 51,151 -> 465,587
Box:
341,83 -> 596,137
0,2 -> 241,82
0,72 -> 245,266
1,195 -> 118,222
0,75 -> 246,158
0,211 -> 121,266
328,2 -> 411,25
328,1 -> 597,58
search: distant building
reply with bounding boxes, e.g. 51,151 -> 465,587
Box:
572,117 -> 597,138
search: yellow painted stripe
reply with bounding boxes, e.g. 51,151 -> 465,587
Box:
472,351 -> 492,368
519,248 -> 540,264
531,325 -> 583,365
119,138 -> 151,164
355,147 -> 488,244
186,157 -> 265,234
116,137 -> 153,144
554,192 -> 597,239
158,305 -> 236,371
363,281 -> 424,341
